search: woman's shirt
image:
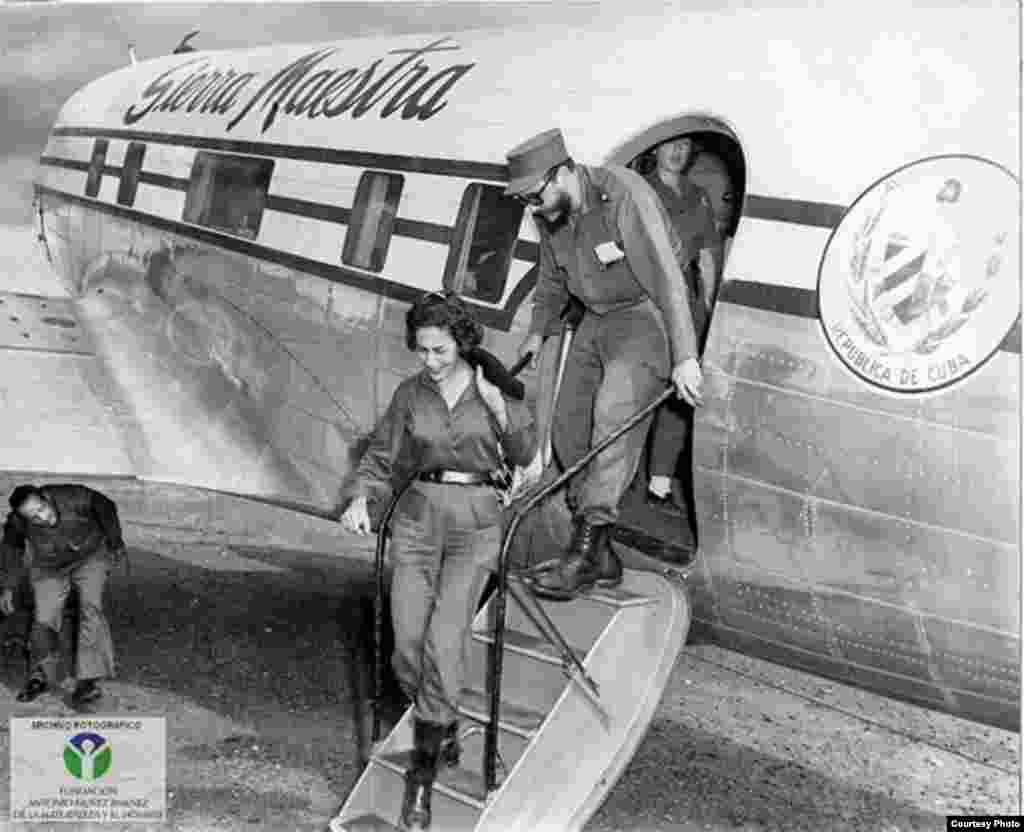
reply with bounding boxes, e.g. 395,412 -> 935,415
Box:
644,171 -> 720,264
645,171 -> 722,347
351,368 -> 536,506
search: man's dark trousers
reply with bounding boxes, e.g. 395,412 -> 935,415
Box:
551,298 -> 670,524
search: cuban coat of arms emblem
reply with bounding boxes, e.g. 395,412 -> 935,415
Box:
817,156 -> 1018,394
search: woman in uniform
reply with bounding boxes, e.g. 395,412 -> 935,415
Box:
341,290 -> 536,832
642,136 -> 722,520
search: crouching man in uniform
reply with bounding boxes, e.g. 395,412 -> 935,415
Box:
0,484 -> 124,706
509,128 -> 704,600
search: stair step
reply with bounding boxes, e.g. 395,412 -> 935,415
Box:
492,583 -> 615,654
505,572 -> 657,608
375,750 -> 489,809
472,627 -> 585,665
457,686 -> 545,738
328,813 -> 399,832
465,636 -> 568,715
580,583 -> 658,608
332,758 -> 482,831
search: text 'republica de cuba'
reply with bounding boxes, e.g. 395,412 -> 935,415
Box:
123,39 -> 476,133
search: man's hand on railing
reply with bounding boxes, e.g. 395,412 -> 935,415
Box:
508,453 -> 543,502
671,357 -> 704,408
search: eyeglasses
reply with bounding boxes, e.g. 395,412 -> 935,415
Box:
513,167 -> 558,206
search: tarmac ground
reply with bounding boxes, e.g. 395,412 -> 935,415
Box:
0,526 -> 1018,832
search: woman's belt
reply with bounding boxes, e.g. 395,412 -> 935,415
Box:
417,470 -> 492,486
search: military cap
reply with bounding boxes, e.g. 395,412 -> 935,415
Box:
504,128 -> 570,196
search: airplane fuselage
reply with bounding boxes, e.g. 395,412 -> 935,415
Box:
33,3 -> 1020,731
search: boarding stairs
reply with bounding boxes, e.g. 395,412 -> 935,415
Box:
327,386 -> 691,832
329,562 -> 689,832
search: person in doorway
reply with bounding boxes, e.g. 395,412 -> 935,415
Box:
510,128 -> 704,601
642,136 -> 722,513
0,484 -> 124,707
341,291 -> 535,832
687,148 -> 739,261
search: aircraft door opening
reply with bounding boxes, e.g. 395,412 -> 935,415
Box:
625,126 -> 745,299
608,120 -> 746,563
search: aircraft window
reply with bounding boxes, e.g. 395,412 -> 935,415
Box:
85,139 -> 109,198
183,151 -> 274,239
342,172 -> 404,272
117,142 -> 147,207
444,184 -> 523,303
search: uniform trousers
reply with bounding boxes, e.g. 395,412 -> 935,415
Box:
650,262 -> 708,481
551,298 -> 671,525
649,398 -> 695,480
30,549 -> 115,684
389,480 -> 501,726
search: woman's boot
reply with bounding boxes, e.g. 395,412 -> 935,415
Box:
401,719 -> 444,831
439,721 -> 461,768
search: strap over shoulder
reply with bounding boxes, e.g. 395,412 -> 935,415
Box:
465,346 -> 525,400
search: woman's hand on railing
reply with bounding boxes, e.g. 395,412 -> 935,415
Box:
341,496 -> 373,535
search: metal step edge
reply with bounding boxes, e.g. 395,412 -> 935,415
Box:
327,812 -> 400,832
370,754 -> 488,811
471,627 -> 586,666
506,575 -> 659,609
456,688 -> 545,739
578,584 -> 660,608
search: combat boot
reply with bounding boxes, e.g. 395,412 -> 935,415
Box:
593,525 -> 623,589
439,721 -> 461,768
70,679 -> 103,708
16,670 -> 48,703
401,719 -> 444,831
529,517 -> 620,601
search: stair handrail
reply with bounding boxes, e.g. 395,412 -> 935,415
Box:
484,384 -> 676,792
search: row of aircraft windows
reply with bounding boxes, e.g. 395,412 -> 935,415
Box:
83,139 -> 524,304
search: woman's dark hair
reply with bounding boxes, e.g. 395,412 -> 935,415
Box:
405,290 -> 483,352
631,136 -> 701,177
9,484 -> 42,512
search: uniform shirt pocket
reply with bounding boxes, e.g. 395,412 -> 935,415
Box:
580,208 -> 627,269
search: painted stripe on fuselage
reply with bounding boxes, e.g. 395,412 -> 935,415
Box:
35,183 -> 432,310
743,194 -> 845,229
47,127 -> 849,227
49,126 -> 510,183
37,128 -> 1020,352
719,280 -> 1021,354
140,171 -> 190,191
265,194 -> 351,225
39,156 -> 90,173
